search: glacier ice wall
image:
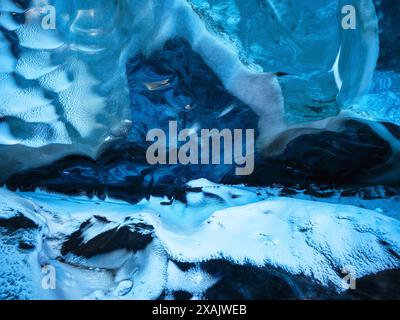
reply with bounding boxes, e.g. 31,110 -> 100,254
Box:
188,0 -> 379,119
345,0 -> 400,127
0,0 -> 382,181
0,0 -> 280,180
0,0 -> 134,177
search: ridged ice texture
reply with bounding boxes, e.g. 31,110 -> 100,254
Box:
0,0 -> 136,178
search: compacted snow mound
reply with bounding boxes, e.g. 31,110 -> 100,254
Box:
154,198 -> 400,290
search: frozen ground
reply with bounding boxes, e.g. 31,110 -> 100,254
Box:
1,179 -> 399,300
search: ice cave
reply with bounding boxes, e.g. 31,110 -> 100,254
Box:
0,0 -> 399,300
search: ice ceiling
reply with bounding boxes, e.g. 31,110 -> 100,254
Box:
0,0 -> 395,180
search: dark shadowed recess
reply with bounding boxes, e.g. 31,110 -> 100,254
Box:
0,214 -> 38,232
61,215 -> 154,258
3,38 -> 400,203
161,260 -> 400,300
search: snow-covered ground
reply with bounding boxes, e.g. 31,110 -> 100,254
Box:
1,179 -> 399,299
